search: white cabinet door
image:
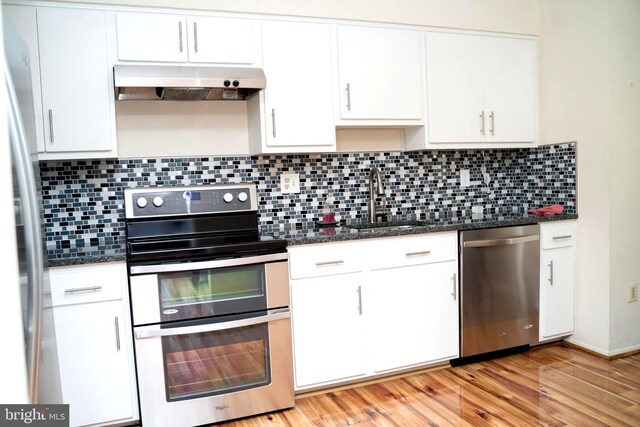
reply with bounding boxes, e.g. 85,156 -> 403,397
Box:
425,32 -> 485,143
54,301 -> 133,427
116,13 -> 187,62
38,8 -> 113,154
483,36 -> 536,143
336,25 -> 423,120
424,31 -> 536,145
260,21 -> 335,150
2,5 -> 46,153
187,16 -> 255,64
290,274 -> 366,389
367,261 -> 458,373
540,247 -> 574,339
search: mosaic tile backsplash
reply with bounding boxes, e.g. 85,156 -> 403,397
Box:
40,143 -> 576,259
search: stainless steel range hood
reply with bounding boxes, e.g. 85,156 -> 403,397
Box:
113,65 -> 266,101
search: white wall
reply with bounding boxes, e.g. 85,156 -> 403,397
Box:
541,0 -> 640,356
539,0 -> 611,354
43,0 -> 540,35
608,0 -> 640,355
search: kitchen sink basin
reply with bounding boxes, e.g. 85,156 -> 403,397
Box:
346,221 -> 425,232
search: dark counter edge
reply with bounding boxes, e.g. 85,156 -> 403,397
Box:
271,213 -> 579,246
47,214 -> 578,266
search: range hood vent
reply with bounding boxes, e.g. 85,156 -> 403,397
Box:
113,65 -> 266,101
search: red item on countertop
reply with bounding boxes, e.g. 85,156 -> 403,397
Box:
528,205 -> 564,217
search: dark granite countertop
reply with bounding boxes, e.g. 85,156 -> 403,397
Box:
261,212 -> 579,246
47,212 -> 578,266
47,245 -> 127,268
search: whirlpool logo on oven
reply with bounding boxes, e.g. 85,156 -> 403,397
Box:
163,309 -> 179,315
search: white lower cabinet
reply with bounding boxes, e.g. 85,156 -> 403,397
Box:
289,232 -> 459,392
368,260 -> 458,373
290,273 -> 366,388
539,221 -> 577,341
49,262 -> 138,427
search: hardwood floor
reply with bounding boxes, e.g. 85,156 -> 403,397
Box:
221,343 -> 640,426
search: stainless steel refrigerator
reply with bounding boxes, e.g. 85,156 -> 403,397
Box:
4,17 -> 62,405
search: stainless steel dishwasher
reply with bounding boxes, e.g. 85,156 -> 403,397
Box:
459,225 -> 540,358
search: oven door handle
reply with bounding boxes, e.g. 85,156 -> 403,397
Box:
134,308 -> 291,339
129,252 -> 288,275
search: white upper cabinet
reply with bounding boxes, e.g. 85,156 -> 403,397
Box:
424,31 -> 536,146
116,12 -> 258,65
187,16 -> 255,64
3,6 -> 119,159
116,13 -> 187,62
335,25 -> 424,122
38,8 -> 114,155
249,20 -> 335,153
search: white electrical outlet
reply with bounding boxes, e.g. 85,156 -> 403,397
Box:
280,173 -> 300,194
628,282 -> 638,303
460,169 -> 470,187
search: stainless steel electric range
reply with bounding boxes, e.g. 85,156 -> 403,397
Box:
124,183 -> 294,426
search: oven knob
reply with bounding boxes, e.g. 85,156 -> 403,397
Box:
153,196 -> 164,207
136,197 -> 148,208
223,192 -> 233,203
238,192 -> 248,202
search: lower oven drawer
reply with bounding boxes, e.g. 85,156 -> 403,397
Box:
133,309 -> 294,427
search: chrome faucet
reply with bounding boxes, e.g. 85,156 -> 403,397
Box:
368,167 -> 386,223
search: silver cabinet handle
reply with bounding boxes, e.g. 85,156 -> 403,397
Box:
193,21 -> 198,53
552,235 -> 573,240
315,260 -> 344,267
64,285 -> 102,294
489,111 -> 495,135
135,309 -> 290,339
357,285 -> 363,315
271,108 -> 276,138
406,251 -> 431,257
479,111 -> 485,135
345,83 -> 351,111
451,273 -> 457,300
464,234 -> 539,248
115,316 -> 121,351
48,109 -> 54,143
178,21 -> 183,53
548,260 -> 554,286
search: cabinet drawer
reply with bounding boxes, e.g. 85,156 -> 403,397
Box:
50,263 -> 126,306
540,221 -> 577,250
289,241 -> 363,279
368,232 -> 457,270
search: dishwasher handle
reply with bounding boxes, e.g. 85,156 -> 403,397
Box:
463,234 -> 539,248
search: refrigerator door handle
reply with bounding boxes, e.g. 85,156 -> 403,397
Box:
6,63 -> 45,404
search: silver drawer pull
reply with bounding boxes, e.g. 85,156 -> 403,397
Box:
64,285 -> 102,294
315,260 -> 344,267
115,316 -> 121,351
552,235 -> 572,240
406,250 -> 431,257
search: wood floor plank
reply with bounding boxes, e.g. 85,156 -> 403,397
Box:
215,345 -> 640,427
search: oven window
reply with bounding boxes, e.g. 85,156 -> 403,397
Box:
159,264 -> 265,309
162,321 -> 271,401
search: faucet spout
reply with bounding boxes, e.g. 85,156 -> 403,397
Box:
368,167 -> 386,223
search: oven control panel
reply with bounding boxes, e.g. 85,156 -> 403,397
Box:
124,184 -> 258,218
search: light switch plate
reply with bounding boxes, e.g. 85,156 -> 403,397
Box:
460,169 -> 470,187
280,173 -> 300,194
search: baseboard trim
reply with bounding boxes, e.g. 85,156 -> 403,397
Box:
561,340 -> 640,360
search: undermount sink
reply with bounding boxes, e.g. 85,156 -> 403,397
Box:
347,221 -> 425,232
